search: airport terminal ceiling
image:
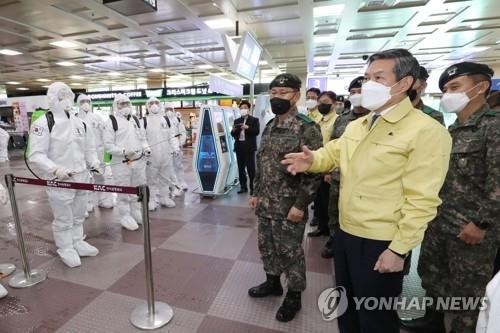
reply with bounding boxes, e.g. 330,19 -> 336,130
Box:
0,0 -> 499,95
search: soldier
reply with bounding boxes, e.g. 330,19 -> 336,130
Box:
402,62 -> 500,333
321,76 -> 370,258
282,49 -> 452,333
248,73 -> 323,322
410,66 -> 445,125
334,95 -> 346,114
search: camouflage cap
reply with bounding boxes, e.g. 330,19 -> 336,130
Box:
439,62 -> 494,91
269,73 -> 301,90
348,76 -> 364,91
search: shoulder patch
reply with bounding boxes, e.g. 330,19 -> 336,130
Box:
296,113 -> 314,124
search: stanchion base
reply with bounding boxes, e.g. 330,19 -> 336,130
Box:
0,263 -> 16,278
130,302 -> 174,330
9,269 -> 47,288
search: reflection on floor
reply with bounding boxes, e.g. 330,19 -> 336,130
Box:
0,149 -> 415,332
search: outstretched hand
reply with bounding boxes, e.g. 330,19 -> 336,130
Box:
281,145 -> 314,175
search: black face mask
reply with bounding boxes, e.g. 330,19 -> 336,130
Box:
270,97 -> 292,115
408,89 -> 418,102
318,103 -> 332,115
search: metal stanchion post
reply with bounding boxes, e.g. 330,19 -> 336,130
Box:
130,185 -> 173,330
4,174 -> 47,288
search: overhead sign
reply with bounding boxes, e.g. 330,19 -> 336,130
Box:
307,77 -> 328,91
233,32 -> 262,81
85,90 -> 145,101
85,86 -> 223,101
209,75 -> 243,97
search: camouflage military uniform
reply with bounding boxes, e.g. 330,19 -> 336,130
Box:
418,104 -> 500,333
327,109 -> 369,231
416,100 -> 445,125
254,106 -> 323,292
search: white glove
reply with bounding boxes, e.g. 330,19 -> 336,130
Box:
54,168 -> 71,180
124,149 -> 139,160
144,147 -> 152,156
0,184 -> 8,205
89,162 -> 102,175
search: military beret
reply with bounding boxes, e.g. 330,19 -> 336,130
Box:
439,62 -> 494,91
269,73 -> 301,90
348,76 -> 364,91
336,95 -> 345,102
417,66 -> 429,81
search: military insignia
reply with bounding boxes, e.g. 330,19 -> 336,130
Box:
279,78 -> 286,84
458,158 -> 467,168
447,66 -> 457,76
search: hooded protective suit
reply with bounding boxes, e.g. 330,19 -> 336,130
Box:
103,94 -> 150,231
0,127 -> 9,163
144,98 -> 179,210
28,82 -> 100,268
165,106 -> 187,191
76,94 -> 114,210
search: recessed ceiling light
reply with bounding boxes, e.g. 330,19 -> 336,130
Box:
259,60 -> 268,66
314,35 -> 336,44
465,46 -> 489,53
313,4 -> 345,17
108,72 -> 121,76
149,68 -> 164,73
70,83 -> 82,86
136,78 -> 147,82
56,61 -> 76,67
50,40 -> 78,48
42,85 -> 50,88
6,81 -> 20,85
197,64 -> 213,69
70,75 -> 83,80
204,18 -> 233,29
0,49 -> 23,56
16,87 -> 29,90
36,78 -> 50,82
314,55 -> 331,62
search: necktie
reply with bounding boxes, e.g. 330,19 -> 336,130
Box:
370,113 -> 380,129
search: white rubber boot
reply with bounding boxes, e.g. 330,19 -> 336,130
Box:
121,215 -> 139,231
159,196 -> 176,208
0,283 -> 8,299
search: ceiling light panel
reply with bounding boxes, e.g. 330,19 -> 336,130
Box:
50,40 -> 78,48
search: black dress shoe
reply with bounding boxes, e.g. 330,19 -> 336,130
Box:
308,229 -> 328,237
237,188 -> 248,194
321,247 -> 334,258
400,309 -> 445,333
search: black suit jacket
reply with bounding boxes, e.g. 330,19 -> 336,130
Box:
230,115 -> 260,153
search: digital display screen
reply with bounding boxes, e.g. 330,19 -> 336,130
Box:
233,32 -> 262,81
197,135 -> 218,172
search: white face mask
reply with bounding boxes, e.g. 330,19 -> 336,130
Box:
349,93 -> 362,107
305,99 -> 318,110
149,105 -> 160,114
119,107 -> 131,116
240,108 -> 248,116
53,98 -> 73,114
440,84 -> 479,114
80,102 -> 91,113
361,80 -> 400,111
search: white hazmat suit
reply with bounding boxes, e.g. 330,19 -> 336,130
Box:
165,106 -> 187,191
0,127 -> 9,163
76,94 -> 114,210
28,82 -> 100,268
144,98 -> 179,210
0,183 -> 8,298
103,94 -> 150,231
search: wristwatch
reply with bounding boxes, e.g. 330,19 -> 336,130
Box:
389,249 -> 408,259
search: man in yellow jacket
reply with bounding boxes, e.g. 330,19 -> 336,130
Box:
281,49 -> 452,333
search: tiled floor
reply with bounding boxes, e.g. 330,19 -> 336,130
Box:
0,149 -> 413,332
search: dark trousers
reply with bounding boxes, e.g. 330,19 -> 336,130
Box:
313,180 -> 330,232
236,150 -> 256,191
494,248 -> 500,275
334,228 -> 403,333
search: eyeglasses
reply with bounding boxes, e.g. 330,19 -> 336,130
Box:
269,89 -> 297,98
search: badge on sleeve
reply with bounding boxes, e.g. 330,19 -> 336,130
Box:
31,125 -> 44,136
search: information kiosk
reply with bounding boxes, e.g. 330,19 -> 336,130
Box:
193,105 -> 238,196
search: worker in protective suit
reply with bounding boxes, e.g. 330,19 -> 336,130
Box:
28,82 -> 100,268
165,105 -> 187,191
76,94 -> 114,210
143,97 -> 179,210
0,127 -> 9,163
103,94 -> 150,231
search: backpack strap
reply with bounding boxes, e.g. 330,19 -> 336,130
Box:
45,111 -> 55,133
132,115 -> 140,128
143,117 -> 147,129
109,115 -> 118,131
164,116 -> 171,128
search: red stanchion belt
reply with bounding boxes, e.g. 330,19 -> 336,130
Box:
12,176 -> 138,195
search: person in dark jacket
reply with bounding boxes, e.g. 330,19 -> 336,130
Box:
231,100 -> 260,194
